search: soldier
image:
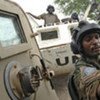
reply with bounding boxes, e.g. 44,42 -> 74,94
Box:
27,5 -> 60,26
71,12 -> 79,22
70,21 -> 100,100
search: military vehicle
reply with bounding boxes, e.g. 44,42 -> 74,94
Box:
28,15 -> 78,99
0,0 -> 70,100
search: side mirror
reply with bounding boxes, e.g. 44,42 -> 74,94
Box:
4,61 -> 41,100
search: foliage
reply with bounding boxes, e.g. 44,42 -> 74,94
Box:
54,0 -> 100,21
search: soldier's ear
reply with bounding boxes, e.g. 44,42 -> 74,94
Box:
70,28 -> 80,54
70,40 -> 79,54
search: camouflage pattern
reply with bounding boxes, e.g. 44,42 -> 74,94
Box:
73,57 -> 100,100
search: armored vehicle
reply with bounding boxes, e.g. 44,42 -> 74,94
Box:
0,0 -> 70,100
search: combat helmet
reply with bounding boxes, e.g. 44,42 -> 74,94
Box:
47,5 -> 55,12
71,12 -> 79,22
71,21 -> 100,54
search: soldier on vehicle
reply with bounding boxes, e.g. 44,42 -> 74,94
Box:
71,12 -> 79,22
70,21 -> 100,100
27,5 -> 60,26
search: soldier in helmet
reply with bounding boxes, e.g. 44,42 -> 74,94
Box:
27,5 -> 60,26
70,21 -> 100,100
71,12 -> 79,22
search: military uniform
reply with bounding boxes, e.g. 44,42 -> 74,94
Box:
69,21 -> 100,100
39,13 -> 60,26
73,57 -> 100,100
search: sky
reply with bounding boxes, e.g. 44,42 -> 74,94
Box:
11,0 -> 65,18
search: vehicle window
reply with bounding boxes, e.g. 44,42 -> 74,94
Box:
0,13 -> 26,47
41,30 -> 58,40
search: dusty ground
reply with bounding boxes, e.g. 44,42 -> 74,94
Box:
52,74 -> 72,100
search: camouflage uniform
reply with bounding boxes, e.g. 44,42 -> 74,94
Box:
73,57 -> 100,100
70,21 -> 100,100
